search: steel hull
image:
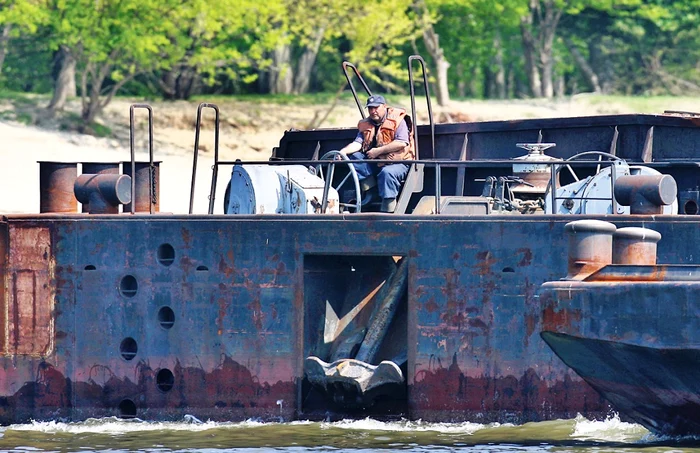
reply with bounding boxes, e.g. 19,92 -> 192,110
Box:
542,332 -> 700,436
2,214 -> 699,424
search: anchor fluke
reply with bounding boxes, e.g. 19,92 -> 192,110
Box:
304,356 -> 404,408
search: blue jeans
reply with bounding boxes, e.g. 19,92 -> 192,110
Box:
349,152 -> 409,199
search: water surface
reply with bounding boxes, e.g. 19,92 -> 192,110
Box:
1,415 -> 698,452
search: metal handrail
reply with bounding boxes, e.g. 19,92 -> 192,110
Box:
342,61 -> 372,118
129,103 -> 154,214
189,103 -> 220,214
408,55 -> 435,160
216,157 -> 621,215
548,160 -> 617,214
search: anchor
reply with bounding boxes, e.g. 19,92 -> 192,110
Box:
304,258 -> 408,408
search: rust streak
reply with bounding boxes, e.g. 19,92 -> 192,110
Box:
12,272 -> 19,352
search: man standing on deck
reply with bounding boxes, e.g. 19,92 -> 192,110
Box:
339,95 -> 415,213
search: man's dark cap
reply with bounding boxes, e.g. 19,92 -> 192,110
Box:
366,95 -> 386,108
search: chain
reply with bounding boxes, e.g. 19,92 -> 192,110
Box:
150,165 -> 158,205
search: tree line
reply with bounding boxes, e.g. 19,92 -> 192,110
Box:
0,0 -> 698,127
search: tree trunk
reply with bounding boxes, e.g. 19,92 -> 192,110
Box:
160,70 -> 177,98
414,0 -> 450,105
159,64 -> 200,100
554,74 -> 565,97
540,51 -> 554,98
493,31 -> 506,99
589,40 -> 614,93
269,43 -> 293,95
564,37 -> 601,93
456,63 -> 466,98
80,63 -> 104,125
520,0 -> 563,98
539,3 -> 562,99
468,66 -> 479,98
80,55 -> 134,127
48,46 -> 77,112
483,65 -> 491,98
507,65 -> 515,98
0,24 -> 10,75
520,17 -> 542,97
293,26 -> 326,94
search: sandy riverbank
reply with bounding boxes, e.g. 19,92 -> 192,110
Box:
2,95 -> 698,215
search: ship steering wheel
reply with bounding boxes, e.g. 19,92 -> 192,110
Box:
316,150 -> 362,213
561,151 -> 625,183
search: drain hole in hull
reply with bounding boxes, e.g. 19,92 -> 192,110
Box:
118,399 -> 137,418
156,368 -> 175,392
120,337 -> 138,361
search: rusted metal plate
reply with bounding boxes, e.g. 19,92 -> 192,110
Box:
0,221 -> 7,354
4,224 -> 54,356
0,214 -> 697,424
123,161 -> 160,213
39,162 -> 78,213
542,332 -> 700,436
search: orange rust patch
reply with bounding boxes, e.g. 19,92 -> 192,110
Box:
181,227 -> 193,248
0,222 -> 6,354
542,305 -> 582,331
474,251 -> 497,276
517,248 -> 533,267
6,225 -> 54,356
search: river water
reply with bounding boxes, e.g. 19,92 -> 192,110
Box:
1,415 -> 699,453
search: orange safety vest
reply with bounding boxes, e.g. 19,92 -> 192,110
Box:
357,107 -> 415,164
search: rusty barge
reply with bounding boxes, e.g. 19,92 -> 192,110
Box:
3,68 -> 700,425
540,219 -> 700,437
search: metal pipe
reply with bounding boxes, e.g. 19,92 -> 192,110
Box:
435,164 -> 441,214
189,103 -> 220,214
455,133 -> 468,196
39,161 -> 78,213
320,162 -> 335,214
74,174 -> 132,214
81,162 -> 119,213
614,174 -> 677,214
129,104 -> 154,214
342,61 -> 372,119
408,55 -> 435,159
549,163 -> 557,214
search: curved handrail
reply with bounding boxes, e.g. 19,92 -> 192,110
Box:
129,103 -> 154,214
342,61 -> 372,119
189,103 -> 220,214
408,55 -> 435,160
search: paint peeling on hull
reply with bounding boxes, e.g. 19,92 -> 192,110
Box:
0,356 -> 296,424
3,209 -> 700,424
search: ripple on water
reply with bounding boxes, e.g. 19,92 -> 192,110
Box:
0,414 -> 694,453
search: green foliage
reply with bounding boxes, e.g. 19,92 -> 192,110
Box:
1,0 -> 699,115
341,0 -> 420,90
0,0 -> 50,34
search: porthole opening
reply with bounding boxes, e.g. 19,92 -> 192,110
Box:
684,200 -> 698,215
157,243 -> 175,267
84,265 -> 96,271
502,267 -> 515,273
120,337 -> 138,361
158,306 -> 175,330
119,275 -> 138,298
156,368 -> 175,392
196,265 -> 209,272
118,399 -> 137,418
